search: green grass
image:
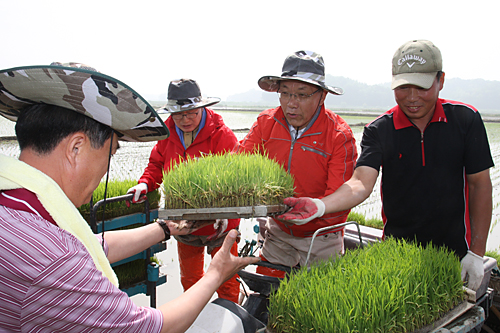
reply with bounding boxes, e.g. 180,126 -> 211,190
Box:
162,152 -> 295,209
268,238 -> 464,333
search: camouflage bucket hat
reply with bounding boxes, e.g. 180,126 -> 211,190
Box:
0,62 -> 169,142
258,50 -> 343,95
159,78 -> 220,113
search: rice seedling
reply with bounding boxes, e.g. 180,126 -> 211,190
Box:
77,180 -> 162,287
485,248 -> 500,263
162,153 -> 295,209
112,258 -> 147,287
267,238 -> 465,333
150,255 -> 162,266
347,211 -> 384,229
78,179 -> 160,222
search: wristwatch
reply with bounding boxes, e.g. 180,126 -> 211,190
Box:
156,220 -> 171,241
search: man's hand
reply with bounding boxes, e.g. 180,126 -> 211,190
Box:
275,197 -> 326,225
461,250 -> 484,291
167,220 -> 215,236
157,229 -> 259,333
126,183 -> 148,207
206,230 -> 260,285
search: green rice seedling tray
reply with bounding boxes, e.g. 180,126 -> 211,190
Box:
432,305 -> 485,333
158,204 -> 288,221
261,301 -> 479,333
267,238 -> 467,333
410,300 -> 473,333
162,153 -> 295,211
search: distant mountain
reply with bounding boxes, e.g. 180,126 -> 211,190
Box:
225,89 -> 278,106
440,78 -> 500,113
224,75 -> 500,114
323,76 -> 393,111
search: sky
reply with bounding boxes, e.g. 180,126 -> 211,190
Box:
2,0 -> 500,101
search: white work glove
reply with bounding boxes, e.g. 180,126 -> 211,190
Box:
126,183 -> 148,204
461,250 -> 484,291
276,197 -> 326,225
214,219 -> 228,233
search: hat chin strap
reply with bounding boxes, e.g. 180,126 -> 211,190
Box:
100,130 -> 114,248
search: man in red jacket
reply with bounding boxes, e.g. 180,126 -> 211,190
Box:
235,51 -> 357,277
127,79 -> 240,302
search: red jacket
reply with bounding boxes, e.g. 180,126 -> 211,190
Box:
138,108 -> 239,236
236,106 -> 357,237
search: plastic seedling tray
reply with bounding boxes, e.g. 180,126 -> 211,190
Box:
158,204 -> 289,221
410,299 -> 474,333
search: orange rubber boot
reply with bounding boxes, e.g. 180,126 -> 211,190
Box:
177,241 -> 205,291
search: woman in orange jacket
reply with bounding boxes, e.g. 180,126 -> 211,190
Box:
128,79 -> 240,302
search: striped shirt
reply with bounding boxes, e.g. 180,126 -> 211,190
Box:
0,189 -> 163,332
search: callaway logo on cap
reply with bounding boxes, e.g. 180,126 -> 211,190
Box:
391,40 -> 442,90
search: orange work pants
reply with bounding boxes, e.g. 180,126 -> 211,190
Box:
177,241 -> 240,302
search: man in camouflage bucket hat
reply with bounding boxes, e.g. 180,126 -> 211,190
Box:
0,63 -> 258,332
234,50 -> 357,278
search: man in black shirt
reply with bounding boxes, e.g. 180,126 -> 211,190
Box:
277,40 -> 494,292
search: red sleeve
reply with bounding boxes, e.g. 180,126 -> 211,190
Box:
212,125 -> 238,154
138,140 -> 169,191
323,122 -> 357,197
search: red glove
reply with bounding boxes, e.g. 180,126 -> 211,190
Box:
276,197 -> 326,225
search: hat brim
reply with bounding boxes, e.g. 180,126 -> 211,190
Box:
391,72 -> 438,90
258,75 -> 343,95
160,97 -> 220,113
0,65 -> 169,142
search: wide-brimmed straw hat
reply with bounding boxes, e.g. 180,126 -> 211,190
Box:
258,50 -> 343,95
0,62 -> 169,142
159,79 -> 220,113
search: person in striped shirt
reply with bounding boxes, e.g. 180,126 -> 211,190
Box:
0,63 -> 258,332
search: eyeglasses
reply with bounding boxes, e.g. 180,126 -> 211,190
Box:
171,111 -> 199,120
278,88 -> 322,102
